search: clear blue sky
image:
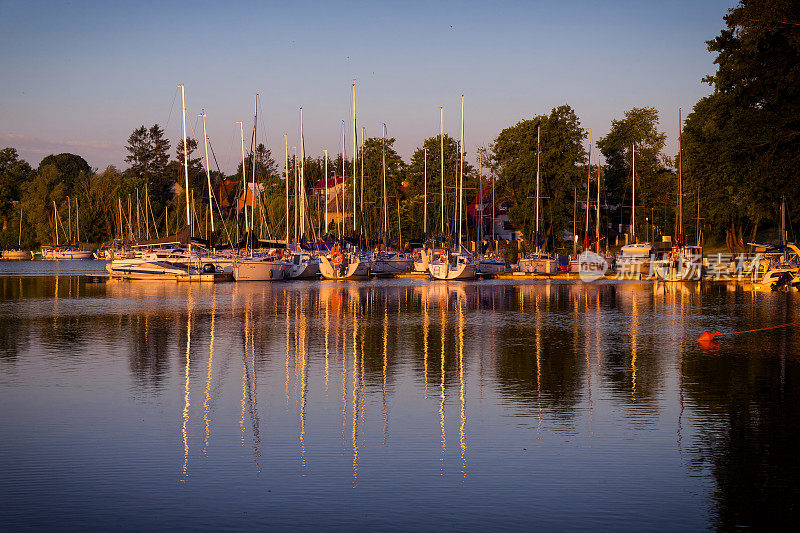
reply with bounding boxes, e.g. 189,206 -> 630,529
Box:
0,0 -> 735,174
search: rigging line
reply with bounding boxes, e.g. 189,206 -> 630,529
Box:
163,85 -> 179,135
206,139 -> 235,248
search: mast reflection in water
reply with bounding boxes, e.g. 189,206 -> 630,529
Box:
1,276 -> 799,530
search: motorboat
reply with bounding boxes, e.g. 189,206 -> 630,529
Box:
2,249 -> 31,260
615,242 -> 654,277
106,253 -> 215,281
477,254 -> 507,275
518,252 -> 558,274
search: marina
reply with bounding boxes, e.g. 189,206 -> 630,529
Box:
2,0 -> 798,529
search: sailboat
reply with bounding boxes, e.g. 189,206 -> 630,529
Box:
316,106 -> 370,281
518,124 -> 557,274
616,142 -> 653,276
654,109 -> 703,282
233,93 -> 287,282
2,205 -> 31,260
429,96 -> 477,281
44,197 -> 93,259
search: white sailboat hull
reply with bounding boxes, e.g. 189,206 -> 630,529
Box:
233,260 -> 286,281
428,260 -> 477,280
319,255 -> 370,280
287,257 -> 321,279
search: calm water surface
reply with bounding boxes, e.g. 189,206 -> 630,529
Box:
1,261 -> 798,530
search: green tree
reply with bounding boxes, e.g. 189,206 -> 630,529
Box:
684,0 -> 800,250
124,124 -> 172,216
0,147 -> 32,232
20,164 -> 68,245
405,134 -> 471,239
356,136 -> 405,244
492,105 -> 588,251
597,107 -> 671,233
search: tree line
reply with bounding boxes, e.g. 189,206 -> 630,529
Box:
1,0 -> 796,253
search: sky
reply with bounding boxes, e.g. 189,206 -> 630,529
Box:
0,0 -> 736,174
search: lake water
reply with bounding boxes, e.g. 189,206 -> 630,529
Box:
1,262 -> 798,530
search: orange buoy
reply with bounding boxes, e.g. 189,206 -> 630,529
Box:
697,322 -> 800,343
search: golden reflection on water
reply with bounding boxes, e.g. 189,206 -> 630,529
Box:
202,291 -> 216,455
285,288 -> 290,407
423,288 -> 429,398
382,305 -> 388,446
352,299 -> 360,487
535,288 -> 543,438
439,291 -> 446,475
181,290 -> 192,481
631,293 -> 639,402
458,292 -> 467,477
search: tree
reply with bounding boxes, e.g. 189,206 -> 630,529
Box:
356,137 -> 405,244
492,105 -> 588,251
597,107 -> 670,226
20,164 -> 68,245
237,143 -> 278,181
405,134 -> 472,239
0,147 -> 32,231
124,124 -> 172,210
684,0 -> 800,249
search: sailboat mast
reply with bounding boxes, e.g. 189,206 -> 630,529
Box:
251,94 -> 258,251
67,196 -> 72,243
678,107 -> 684,247
201,112 -> 214,234
424,147 -> 428,236
381,122 -> 388,240
631,143 -> 636,242
300,108 -> 306,241
293,146 -> 298,243
324,149 -> 329,235
237,121 -> 248,237
284,134 -> 289,244
352,84 -> 357,234
478,151 -> 483,247
440,107 -> 445,236
76,197 -> 80,243
53,200 -> 58,246
179,84 -> 191,233
458,94 -> 464,250
535,125 -> 540,252
596,165 -> 601,253
341,119 -> 346,237
492,168 -> 496,246
360,126 -> 365,239
585,129 -> 591,250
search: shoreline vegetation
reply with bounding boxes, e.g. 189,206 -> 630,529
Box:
1,1 -> 797,256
